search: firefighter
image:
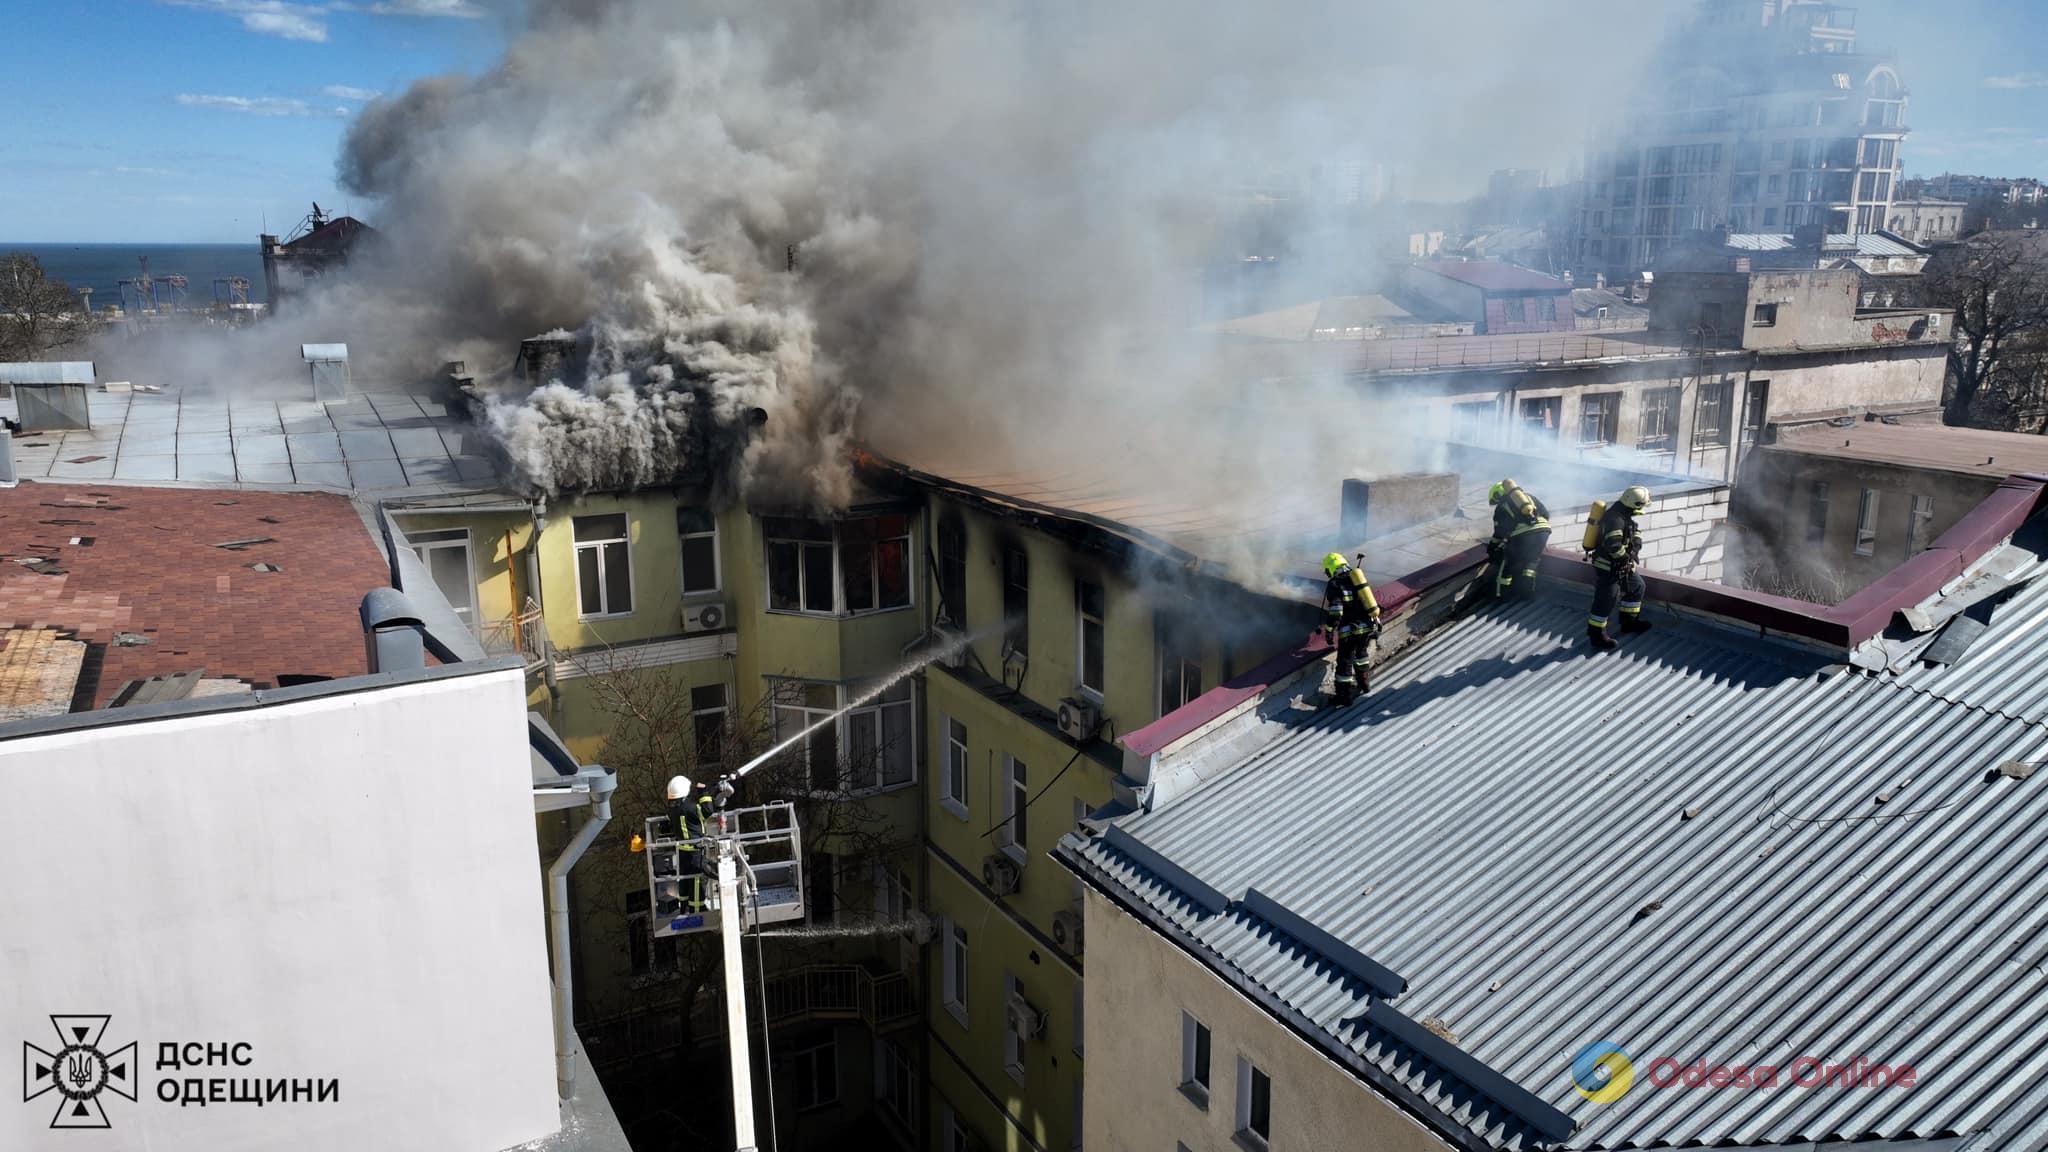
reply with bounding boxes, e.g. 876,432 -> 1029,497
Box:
665,775 -> 717,913
1320,552 -> 1382,705
1587,485 -> 1652,651
1486,478 -> 1552,599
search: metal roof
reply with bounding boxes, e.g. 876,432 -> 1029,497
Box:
1417,261 -> 1572,293
1767,422 -> 2048,480
1723,232 -> 1926,259
1062,535 -> 2048,1152
0,361 -> 94,385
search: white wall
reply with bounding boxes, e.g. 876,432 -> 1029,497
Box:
0,667 -> 559,1152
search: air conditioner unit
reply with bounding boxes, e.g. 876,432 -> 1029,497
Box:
1051,908 -> 1084,957
682,601 -> 728,633
981,853 -> 1021,896
1056,697 -> 1100,744
1007,992 -> 1046,1040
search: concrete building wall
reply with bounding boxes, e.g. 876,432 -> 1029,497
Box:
0,667 -> 559,1152
1080,885 -> 1449,1152
1730,448 -> 1997,598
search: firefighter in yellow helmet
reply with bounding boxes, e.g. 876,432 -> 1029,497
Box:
1320,552 -> 1381,705
1485,478 -> 1551,599
1587,485 -> 1652,651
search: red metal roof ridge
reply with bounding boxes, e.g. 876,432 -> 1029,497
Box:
1121,474 -> 2048,760
1121,543 -> 1490,759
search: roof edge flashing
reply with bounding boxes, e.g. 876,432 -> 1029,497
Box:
1363,1000 -> 1577,1144
1100,824 -> 1231,916
1241,886 -> 1406,999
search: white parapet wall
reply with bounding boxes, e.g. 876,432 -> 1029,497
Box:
1546,483 -> 1731,582
0,666 -> 559,1152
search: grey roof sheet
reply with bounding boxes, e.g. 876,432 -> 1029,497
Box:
1724,232 -> 1925,259
1066,546 -> 2048,1152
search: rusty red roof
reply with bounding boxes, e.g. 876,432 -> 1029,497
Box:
0,482 -> 390,707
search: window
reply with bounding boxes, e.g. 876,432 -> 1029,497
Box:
1451,400 -> 1496,443
1856,488 -> 1881,556
573,514 -> 633,618
841,514 -> 913,613
875,1037 -> 915,1125
1000,755 -> 1029,862
1741,381 -> 1770,449
765,514 -> 913,616
1910,494 -> 1936,552
1076,581 -> 1105,697
1638,388 -> 1679,453
1235,1058 -> 1271,1149
1579,392 -> 1620,447
405,528 -> 477,628
1807,481 -> 1831,544
773,679 -> 914,791
1699,301 -> 1726,333
1180,1013 -> 1212,1107
1003,547 -> 1030,657
874,861 -> 910,922
1158,632 -> 1203,716
943,1105 -> 974,1152
1499,296 -> 1526,324
677,507 -> 719,595
943,920 -> 970,1025
941,716 -> 969,819
1766,173 -> 1784,196
938,514 -> 967,628
1770,140 -> 1789,162
625,889 -> 678,976
1518,396 -> 1561,445
1002,973 -> 1026,1083
691,683 -> 727,768
788,1037 -> 839,1112
1694,383 -> 1733,448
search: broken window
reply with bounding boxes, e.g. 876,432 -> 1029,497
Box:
1003,547 -> 1030,658
677,507 -> 719,595
938,513 -> 967,628
1856,489 -> 1881,556
1518,396 -> 1561,446
765,514 -> 912,616
1579,392 -> 1620,447
1157,630 -> 1203,717
572,514 -> 632,618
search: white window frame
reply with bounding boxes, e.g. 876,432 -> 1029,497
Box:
1909,493 -> 1936,552
1856,488 -> 1880,556
787,1035 -> 839,1112
999,754 -> 1028,865
1235,1056 -> 1271,1151
678,507 -> 721,597
405,527 -> 478,631
691,682 -> 728,769
1157,635 -> 1203,718
762,513 -> 916,619
941,715 -> 970,820
942,918 -> 970,1028
1180,1012 -> 1211,1108
572,514 -> 634,620
1002,972 -> 1026,1085
874,1035 -> 915,1127
942,1104 -> 973,1152
1076,580 -> 1105,702
773,679 -> 918,795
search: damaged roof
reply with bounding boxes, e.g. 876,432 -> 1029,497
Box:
0,482 -> 392,708
1060,518 -> 2048,1152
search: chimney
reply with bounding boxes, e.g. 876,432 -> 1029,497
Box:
1595,272 -> 1607,290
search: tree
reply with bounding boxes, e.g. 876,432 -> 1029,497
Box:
0,253 -> 92,362
1923,232 -> 2048,426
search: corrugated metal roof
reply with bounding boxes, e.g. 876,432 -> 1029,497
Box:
1724,232 -> 1925,259
0,361 -> 94,385
1064,546 -> 2048,1152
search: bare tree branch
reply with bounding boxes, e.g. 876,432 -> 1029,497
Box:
0,253 -> 94,362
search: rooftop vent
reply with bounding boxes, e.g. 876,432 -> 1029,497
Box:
300,343 -> 350,403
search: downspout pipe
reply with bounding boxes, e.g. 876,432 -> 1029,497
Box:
548,779 -> 614,1100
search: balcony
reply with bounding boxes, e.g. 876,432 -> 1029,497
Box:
480,597 -> 547,672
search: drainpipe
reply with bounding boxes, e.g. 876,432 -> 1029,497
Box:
548,783 -> 613,1100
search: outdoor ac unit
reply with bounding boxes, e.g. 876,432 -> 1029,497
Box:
682,601 -> 728,633
1051,908 -> 1084,957
1056,697 -> 1100,744
982,853 -> 1022,896
1007,993 -> 1046,1040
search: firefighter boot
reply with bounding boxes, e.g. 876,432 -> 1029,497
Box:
1331,680 -> 1357,707
1587,625 -> 1617,652
1620,614 -> 1652,635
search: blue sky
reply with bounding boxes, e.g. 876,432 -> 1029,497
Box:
2,0 -> 2046,243
0,0 -> 503,243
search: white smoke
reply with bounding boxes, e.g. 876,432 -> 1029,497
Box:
308,0 -> 1674,507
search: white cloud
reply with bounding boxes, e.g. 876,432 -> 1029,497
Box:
352,0 -> 485,15
1983,72 -> 2048,90
160,0 -> 482,41
176,93 -> 329,117
322,85 -> 383,101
